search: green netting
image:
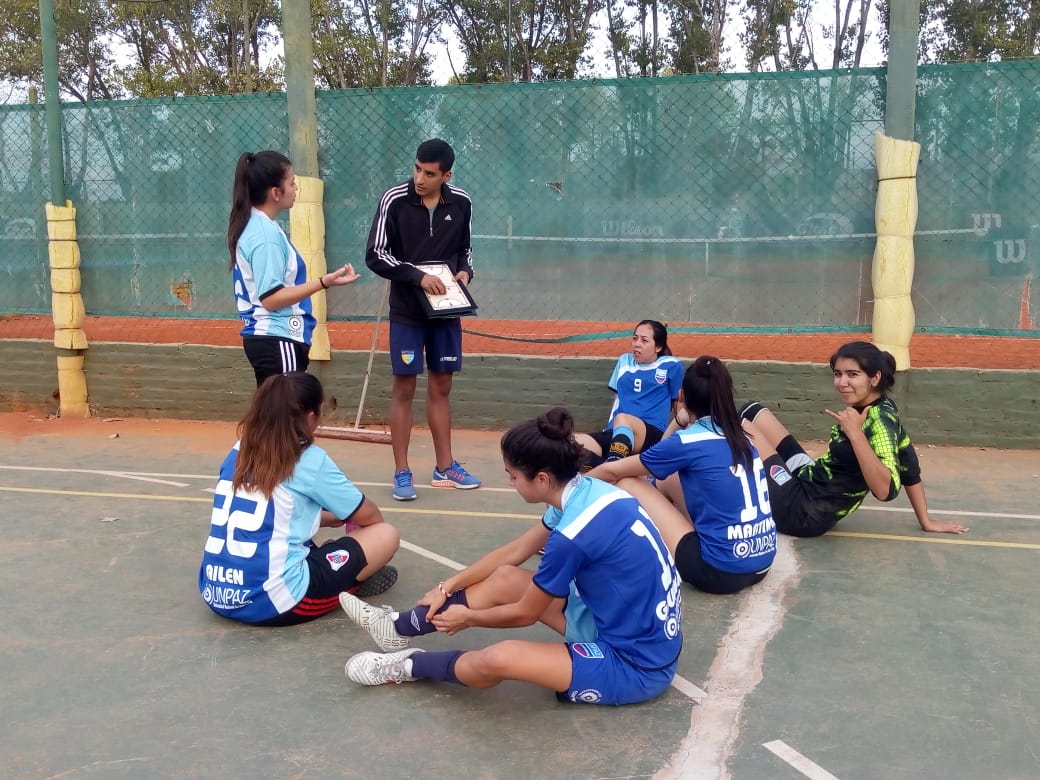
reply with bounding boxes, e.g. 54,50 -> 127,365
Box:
0,64 -> 1037,335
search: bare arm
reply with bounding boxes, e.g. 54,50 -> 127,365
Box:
260,264 -> 359,311
432,580 -> 554,634
413,523 -> 550,618
905,482 -> 969,534
587,453 -> 651,484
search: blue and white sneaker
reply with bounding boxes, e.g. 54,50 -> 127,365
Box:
431,460 -> 481,490
392,469 -> 417,501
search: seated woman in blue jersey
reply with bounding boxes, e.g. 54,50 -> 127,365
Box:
589,356 -> 776,595
737,340 -> 969,538
338,406 -> 683,706
198,372 -> 400,626
573,319 -> 684,467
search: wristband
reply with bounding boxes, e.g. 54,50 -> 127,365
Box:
438,581 -> 453,598
319,275 -> 328,289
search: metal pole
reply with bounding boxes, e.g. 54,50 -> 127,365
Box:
884,0 -> 920,141
39,0 -> 65,205
506,0 -> 513,81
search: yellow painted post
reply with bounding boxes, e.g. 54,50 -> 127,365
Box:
290,176 -> 331,360
872,132 -> 921,370
46,200 -> 90,416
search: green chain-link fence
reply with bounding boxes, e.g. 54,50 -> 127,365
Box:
1,63 -> 1037,334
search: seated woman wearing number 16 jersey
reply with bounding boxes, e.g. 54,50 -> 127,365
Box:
590,356 -> 776,595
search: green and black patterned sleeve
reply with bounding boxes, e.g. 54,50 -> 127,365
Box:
863,400 -> 903,500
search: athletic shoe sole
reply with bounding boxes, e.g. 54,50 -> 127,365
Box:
391,492 -> 417,501
352,565 -> 398,598
430,478 -> 481,490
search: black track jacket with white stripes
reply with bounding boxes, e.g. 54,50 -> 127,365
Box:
365,179 -> 474,326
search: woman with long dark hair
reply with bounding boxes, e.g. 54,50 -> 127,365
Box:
738,340 -> 968,538
228,150 -> 359,385
591,356 -> 776,595
199,372 -> 399,626
574,319 -> 684,468
339,406 -> 682,705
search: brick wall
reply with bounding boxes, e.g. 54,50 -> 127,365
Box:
1,339 -> 1036,448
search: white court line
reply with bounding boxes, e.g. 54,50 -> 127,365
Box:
397,539 -> 706,702
398,540 -> 466,571
669,674 -> 706,703
656,535 -> 802,780
0,465 -> 189,487
859,504 -> 1040,521
762,740 -> 840,780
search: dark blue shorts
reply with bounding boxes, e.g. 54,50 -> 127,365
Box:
562,641 -> 676,706
389,320 -> 463,375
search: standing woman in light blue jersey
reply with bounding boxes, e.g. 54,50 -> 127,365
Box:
199,372 -> 400,626
574,320 -> 684,468
339,407 -> 682,706
228,150 -> 359,386
590,356 -> 776,595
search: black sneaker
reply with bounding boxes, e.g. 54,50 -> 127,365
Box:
353,565 -> 398,598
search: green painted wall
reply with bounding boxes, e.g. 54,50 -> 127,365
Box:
1,339 -> 1036,448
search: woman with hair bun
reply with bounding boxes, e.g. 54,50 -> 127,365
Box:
591,356 -> 776,595
339,406 -> 682,706
738,340 -> 968,537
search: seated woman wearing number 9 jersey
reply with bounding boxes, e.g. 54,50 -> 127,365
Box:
198,372 -> 400,626
590,356 -> 776,595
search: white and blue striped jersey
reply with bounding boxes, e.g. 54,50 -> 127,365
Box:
199,442 -> 364,623
607,354 -> 684,431
232,208 -> 316,344
536,476 -> 683,671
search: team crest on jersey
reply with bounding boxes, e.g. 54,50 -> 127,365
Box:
400,350 -> 415,365
326,549 -> 351,571
654,367 -> 668,384
571,642 -> 604,660
769,464 -> 792,486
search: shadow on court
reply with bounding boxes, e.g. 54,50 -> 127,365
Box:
1,413 -> 1037,780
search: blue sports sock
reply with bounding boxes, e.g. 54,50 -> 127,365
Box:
606,425 -> 635,461
410,650 -> 465,684
392,589 -> 469,636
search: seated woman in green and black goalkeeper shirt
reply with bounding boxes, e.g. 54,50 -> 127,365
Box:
738,340 -> 969,538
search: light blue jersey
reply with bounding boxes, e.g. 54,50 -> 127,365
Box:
640,417 -> 776,574
536,476 -> 682,671
232,208 -> 316,344
199,442 -> 364,623
607,354 -> 684,431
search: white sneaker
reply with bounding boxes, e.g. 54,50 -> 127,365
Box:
346,648 -> 426,686
338,591 -> 410,651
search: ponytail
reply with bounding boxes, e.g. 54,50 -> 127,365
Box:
233,371 -> 323,496
227,150 -> 292,269
681,356 -> 753,471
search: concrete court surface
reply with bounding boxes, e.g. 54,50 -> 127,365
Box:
0,412 -> 1038,780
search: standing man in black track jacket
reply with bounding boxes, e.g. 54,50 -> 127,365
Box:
365,138 -> 481,502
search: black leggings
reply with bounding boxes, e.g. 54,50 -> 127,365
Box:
673,532 -> 769,595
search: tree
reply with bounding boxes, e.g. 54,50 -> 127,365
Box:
440,0 -> 605,82
311,0 -> 438,89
